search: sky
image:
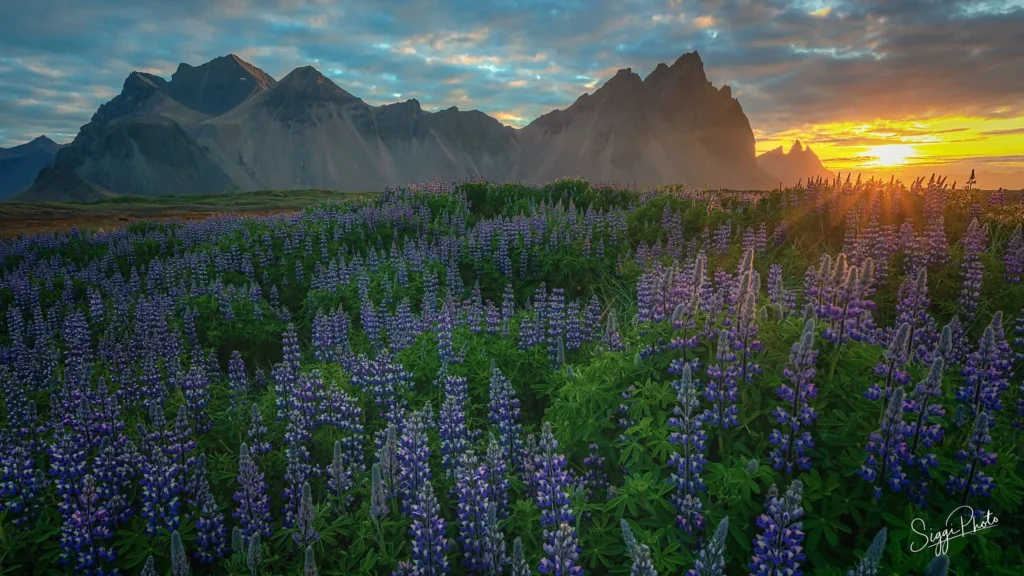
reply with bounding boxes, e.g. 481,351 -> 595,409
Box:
1,0 -> 1023,186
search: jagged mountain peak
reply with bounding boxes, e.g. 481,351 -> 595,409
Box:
166,54 -> 276,116
790,139 -> 804,153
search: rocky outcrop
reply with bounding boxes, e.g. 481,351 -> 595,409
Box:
20,51 -> 776,201
515,52 -> 772,189
757,140 -> 834,186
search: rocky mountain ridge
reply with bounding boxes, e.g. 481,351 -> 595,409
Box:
18,51 -> 776,201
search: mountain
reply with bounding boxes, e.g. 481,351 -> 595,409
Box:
757,140 -> 834,186
0,136 -> 64,200
19,51 -> 773,201
516,52 -> 770,188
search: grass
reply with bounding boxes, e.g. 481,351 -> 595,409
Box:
0,188 -> 379,237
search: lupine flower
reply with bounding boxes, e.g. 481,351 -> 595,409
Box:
141,555 -> 157,576
328,440 -> 352,511
228,351 -> 249,412
192,455 -> 227,564
233,442 -> 272,546
925,554 -> 950,576
865,323 -> 911,404
485,432 -> 512,520
488,363 -> 523,470
946,412 -> 997,505
455,453 -> 491,572
630,544 -> 657,576
407,479 -> 450,576
958,320 -> 1007,419
668,363 -> 707,536
60,474 -> 117,574
171,529 -> 190,576
687,516 -> 728,576
857,388 -> 909,500
703,330 -> 739,431
894,269 -> 938,364
511,537 -> 531,576
902,357 -> 946,505
483,500 -> 509,574
769,319 -> 819,473
0,439 -> 44,527
539,521 -> 583,576
1003,224 -> 1023,284
958,220 -> 986,322
371,462 -> 389,523
440,371 -> 472,476
534,422 -> 575,539
847,528 -> 886,576
294,481 -> 318,546
305,546 -> 319,576
749,480 -> 805,576
580,443 -> 610,503
247,404 -> 271,457
247,532 -> 262,576
398,407 -> 433,514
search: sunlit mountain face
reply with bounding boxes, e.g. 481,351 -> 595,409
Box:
1,0 -> 1022,188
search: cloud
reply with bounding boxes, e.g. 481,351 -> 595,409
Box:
0,0 -> 1021,181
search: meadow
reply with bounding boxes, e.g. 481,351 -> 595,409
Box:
0,175 -> 1022,576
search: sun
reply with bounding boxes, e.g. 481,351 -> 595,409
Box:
863,144 -> 917,167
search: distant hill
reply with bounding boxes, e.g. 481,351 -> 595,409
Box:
757,140 -> 834,187
19,51 -> 775,201
0,136 -> 64,200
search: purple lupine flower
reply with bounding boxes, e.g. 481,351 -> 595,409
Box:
228,351 -> 249,412
440,371 -> 472,476
407,479 -> 450,576
602,307 -> 625,352
182,364 -> 211,433
488,363 -> 523,468
865,322 -> 912,404
483,500 -> 510,574
539,521 -> 583,576
902,358 -> 946,506
580,443 -> 610,503
139,421 -> 183,535
398,407 -> 433,515
294,482 -> 318,547
282,322 -> 303,373
668,363 -> 707,537
455,453 -> 491,573
353,352 -> 413,426
1014,309 -> 1024,429
924,216 -> 949,267
247,404 -> 271,457
328,440 -> 352,511
501,282 -> 515,336
704,330 -> 739,432
687,516 -> 728,576
60,474 -> 117,575
0,437 -> 44,527
957,220 -> 986,322
857,388 -> 909,500
484,432 -> 512,521
749,480 -> 805,576
946,412 -> 997,505
534,422 -> 575,548
769,319 -> 819,473
957,319 -> 1007,420
192,455 -> 227,564
1004,224 -> 1023,283
233,442 -> 272,546
376,423 -> 401,503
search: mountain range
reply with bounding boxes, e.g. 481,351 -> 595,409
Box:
11,52 -> 820,201
756,140 -> 834,186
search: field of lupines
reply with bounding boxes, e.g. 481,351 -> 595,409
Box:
1,175 -> 1022,576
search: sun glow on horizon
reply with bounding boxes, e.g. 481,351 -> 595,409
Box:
862,144 -> 917,167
